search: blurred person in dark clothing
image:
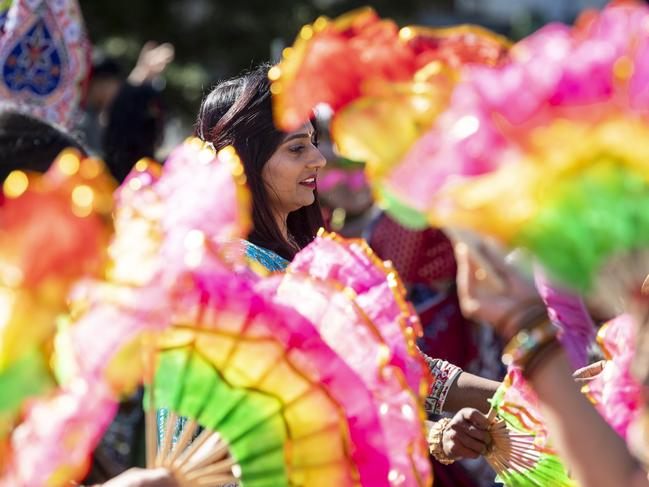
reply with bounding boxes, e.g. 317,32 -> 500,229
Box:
79,57 -> 124,153
79,42 -> 174,157
102,82 -> 165,182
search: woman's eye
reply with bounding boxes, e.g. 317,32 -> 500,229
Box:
289,145 -> 305,153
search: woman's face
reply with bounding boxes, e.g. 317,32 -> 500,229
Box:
262,121 -> 326,216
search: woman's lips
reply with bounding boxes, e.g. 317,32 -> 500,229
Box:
299,176 -> 316,189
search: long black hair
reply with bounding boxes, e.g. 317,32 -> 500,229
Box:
196,64 -> 324,260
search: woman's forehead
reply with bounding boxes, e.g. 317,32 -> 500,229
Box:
284,121 -> 314,139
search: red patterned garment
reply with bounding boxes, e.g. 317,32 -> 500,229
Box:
365,211 -> 480,369
366,211 -> 504,487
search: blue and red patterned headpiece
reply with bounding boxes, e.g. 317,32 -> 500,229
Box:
0,0 -> 91,128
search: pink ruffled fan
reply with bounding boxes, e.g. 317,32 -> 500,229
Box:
0,380 -> 116,487
260,269 -> 431,487
53,138 -> 432,486
13,139 -> 252,486
584,314 -> 643,440
289,230 -> 429,395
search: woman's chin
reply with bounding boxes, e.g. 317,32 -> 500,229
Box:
297,194 -> 316,208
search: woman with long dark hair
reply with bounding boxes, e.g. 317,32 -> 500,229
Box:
196,64 -> 325,270
194,65 -> 513,470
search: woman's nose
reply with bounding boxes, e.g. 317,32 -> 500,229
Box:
307,147 -> 327,169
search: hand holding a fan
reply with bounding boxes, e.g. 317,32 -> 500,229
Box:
100,468 -> 178,487
451,231 -> 649,487
436,408 -> 493,461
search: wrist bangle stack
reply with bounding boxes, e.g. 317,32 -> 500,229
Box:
502,319 -> 558,371
426,418 -> 456,465
497,299 -> 547,341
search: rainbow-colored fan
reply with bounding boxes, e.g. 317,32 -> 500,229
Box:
487,369 -> 576,487
270,7 -> 510,229
383,2 -> 649,298
51,138 -> 431,487
11,139 -> 252,486
0,150 -> 115,484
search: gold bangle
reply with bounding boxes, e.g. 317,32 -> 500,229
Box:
523,339 -> 561,378
427,418 -> 456,465
502,319 -> 558,368
497,299 -> 547,341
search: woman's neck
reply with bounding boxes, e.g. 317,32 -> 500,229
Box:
273,210 -> 290,242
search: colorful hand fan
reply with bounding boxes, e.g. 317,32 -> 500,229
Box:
147,268 -> 410,486
147,236 -> 431,486
271,9 -> 510,229
271,8 -> 510,132
397,3 -> 649,297
6,139 -> 250,486
0,149 -> 113,458
289,230 -> 429,396
486,368 -> 576,487
583,314 -> 643,440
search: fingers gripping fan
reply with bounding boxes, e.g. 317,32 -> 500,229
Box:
147,272 -> 395,486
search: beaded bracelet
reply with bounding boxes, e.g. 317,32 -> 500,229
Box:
427,418 -> 456,465
502,318 -> 558,369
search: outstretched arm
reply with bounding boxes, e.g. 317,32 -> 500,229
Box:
420,352 -> 499,415
452,234 -> 649,487
444,371 -> 500,414
527,349 -> 646,487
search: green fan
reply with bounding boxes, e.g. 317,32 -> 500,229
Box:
485,370 -> 576,487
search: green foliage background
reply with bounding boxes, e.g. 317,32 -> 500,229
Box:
80,0 -> 453,121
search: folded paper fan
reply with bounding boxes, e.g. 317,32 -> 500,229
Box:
271,9 -> 510,132
487,369 -> 575,487
265,270 -> 431,487
0,379 -> 117,487
584,314 -> 643,440
381,2 -> 649,295
148,241 -> 432,486
289,230 -> 429,397
148,270 -> 397,487
271,10 -> 510,229
1,139 -> 253,486
0,149 -> 114,458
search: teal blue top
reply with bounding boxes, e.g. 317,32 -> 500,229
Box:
243,240 -> 289,272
